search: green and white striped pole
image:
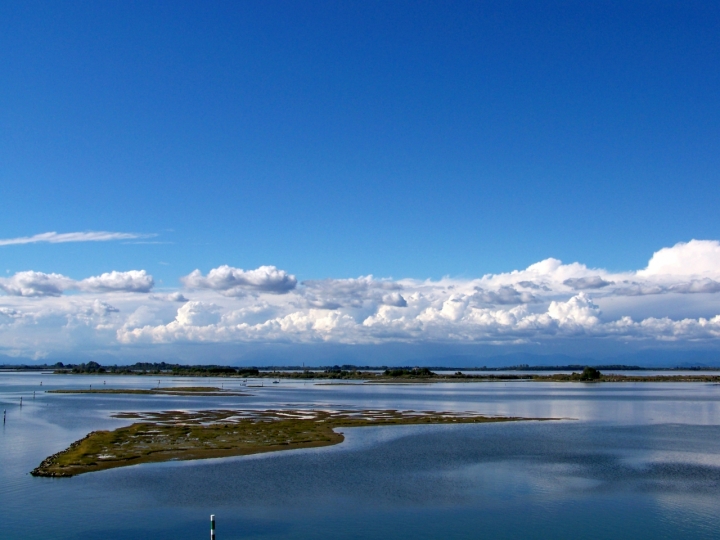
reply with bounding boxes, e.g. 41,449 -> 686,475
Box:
210,514 -> 215,540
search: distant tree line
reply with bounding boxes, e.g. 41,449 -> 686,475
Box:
4,362 -> 720,382
383,368 -> 435,378
47,361 -> 261,377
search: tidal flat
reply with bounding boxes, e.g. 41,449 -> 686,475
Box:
31,408 -> 540,477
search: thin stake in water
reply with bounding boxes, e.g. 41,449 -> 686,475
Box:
210,514 -> 215,540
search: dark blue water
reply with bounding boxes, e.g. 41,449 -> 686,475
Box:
2,373 -> 719,539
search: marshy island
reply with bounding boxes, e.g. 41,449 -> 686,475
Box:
31,408 -> 543,477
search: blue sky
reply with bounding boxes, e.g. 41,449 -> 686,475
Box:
1,1 -> 720,365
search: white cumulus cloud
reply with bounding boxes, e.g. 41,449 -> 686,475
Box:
0,271 -> 74,297
639,240 -> 720,278
80,270 -> 154,293
175,301 -> 222,327
547,293 -> 600,327
182,265 -> 297,295
0,270 -> 154,297
382,292 -> 408,307
5,239 -> 720,360
301,276 -> 404,309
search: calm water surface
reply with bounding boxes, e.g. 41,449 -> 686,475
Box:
1,373 -> 719,539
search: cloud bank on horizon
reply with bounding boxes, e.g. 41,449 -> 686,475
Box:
1,240 -> 720,362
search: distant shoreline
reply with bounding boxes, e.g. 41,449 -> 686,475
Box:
4,360 -> 720,374
7,363 -> 720,383
5,363 -> 720,373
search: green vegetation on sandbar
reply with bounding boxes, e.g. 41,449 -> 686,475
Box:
48,387 -> 249,396
31,409 -> 541,477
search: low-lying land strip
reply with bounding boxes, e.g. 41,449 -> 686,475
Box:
45,362 -> 720,382
31,409 -> 542,477
48,386 -> 249,396
535,373 -> 720,382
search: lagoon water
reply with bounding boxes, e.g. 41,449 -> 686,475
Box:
2,373 -> 720,539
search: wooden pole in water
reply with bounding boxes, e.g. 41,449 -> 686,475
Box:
20,397 -> 22,408
210,514 -> 215,540
3,409 -> 5,423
